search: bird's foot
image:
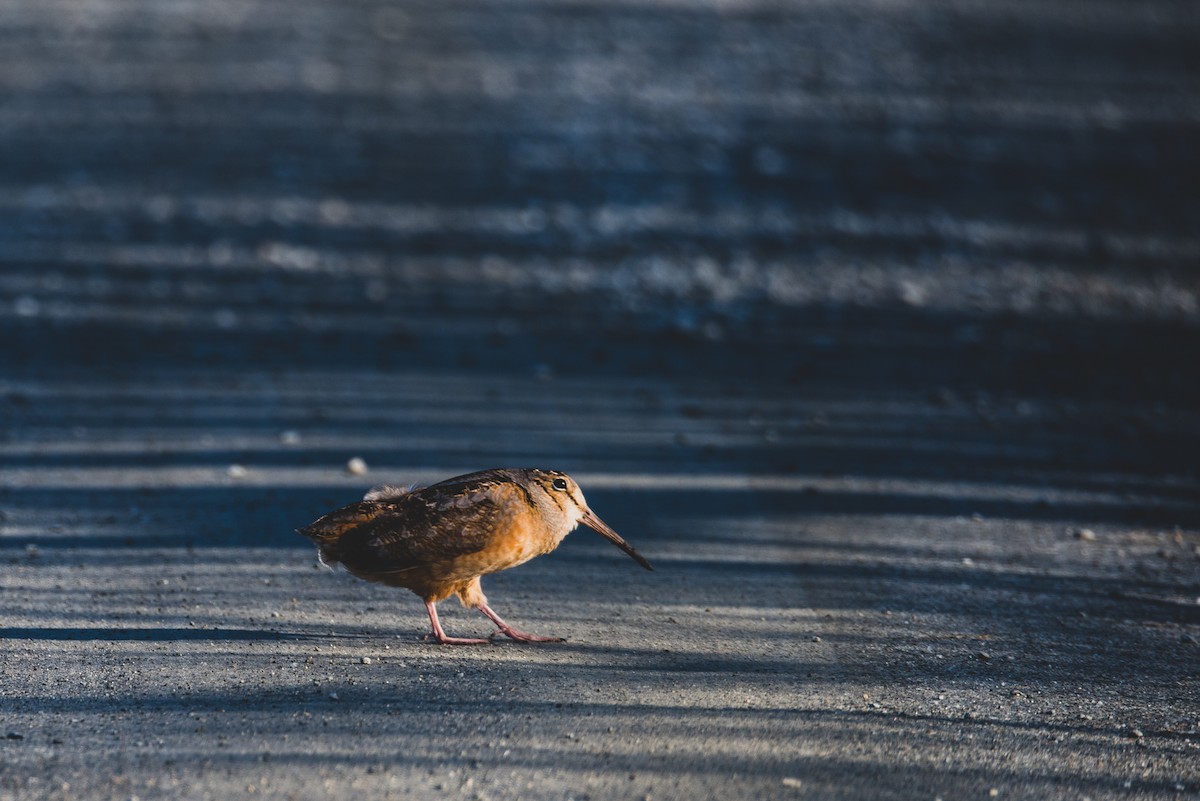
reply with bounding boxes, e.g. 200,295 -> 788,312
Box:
477,602 -> 565,643
489,627 -> 565,643
424,600 -> 492,644
421,632 -> 491,646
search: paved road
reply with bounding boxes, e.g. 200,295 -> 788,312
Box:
2,1 -> 1199,799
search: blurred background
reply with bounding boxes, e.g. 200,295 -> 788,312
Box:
1,0 -> 1198,524
0,0 -> 1197,540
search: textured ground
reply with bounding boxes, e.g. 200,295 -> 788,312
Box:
1,0 -> 1199,799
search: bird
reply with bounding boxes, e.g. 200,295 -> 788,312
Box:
296,468 -> 653,645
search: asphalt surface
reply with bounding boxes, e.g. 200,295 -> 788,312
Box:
2,1 -> 1199,800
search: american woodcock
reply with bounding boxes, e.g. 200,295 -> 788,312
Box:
297,468 -> 653,644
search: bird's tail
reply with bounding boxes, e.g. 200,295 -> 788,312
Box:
297,506 -> 375,567
296,523 -> 343,567
297,498 -> 395,569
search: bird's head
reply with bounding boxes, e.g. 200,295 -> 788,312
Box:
523,469 -> 653,571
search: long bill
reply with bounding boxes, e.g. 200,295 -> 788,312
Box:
580,509 -> 654,571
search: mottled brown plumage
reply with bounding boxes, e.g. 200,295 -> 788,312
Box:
297,468 -> 653,644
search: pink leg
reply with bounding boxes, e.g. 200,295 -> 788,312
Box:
477,603 -> 564,643
423,600 -> 490,645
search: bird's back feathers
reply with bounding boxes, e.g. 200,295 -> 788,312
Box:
297,469 -> 539,576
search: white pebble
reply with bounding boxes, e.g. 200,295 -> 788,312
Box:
227,464 -> 248,479
14,296 -> 40,317
346,457 -> 369,475
213,308 -> 238,329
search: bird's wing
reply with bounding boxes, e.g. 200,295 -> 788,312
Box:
302,471 -> 526,574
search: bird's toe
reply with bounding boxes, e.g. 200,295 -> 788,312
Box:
421,633 -> 492,646
491,629 -> 565,643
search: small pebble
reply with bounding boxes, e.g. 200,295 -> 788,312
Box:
346,457 -> 369,476
361,657 -> 373,665
1072,528 -> 1097,542
978,651 -> 992,661
227,464 -> 248,479
1127,729 -> 1144,739
14,296 -> 40,317
279,430 -> 302,446
5,732 -> 24,740
782,777 -> 803,789
213,308 -> 238,329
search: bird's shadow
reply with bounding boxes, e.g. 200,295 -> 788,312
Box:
0,626 -> 323,642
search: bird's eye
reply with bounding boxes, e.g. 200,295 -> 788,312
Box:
552,478 -> 568,491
